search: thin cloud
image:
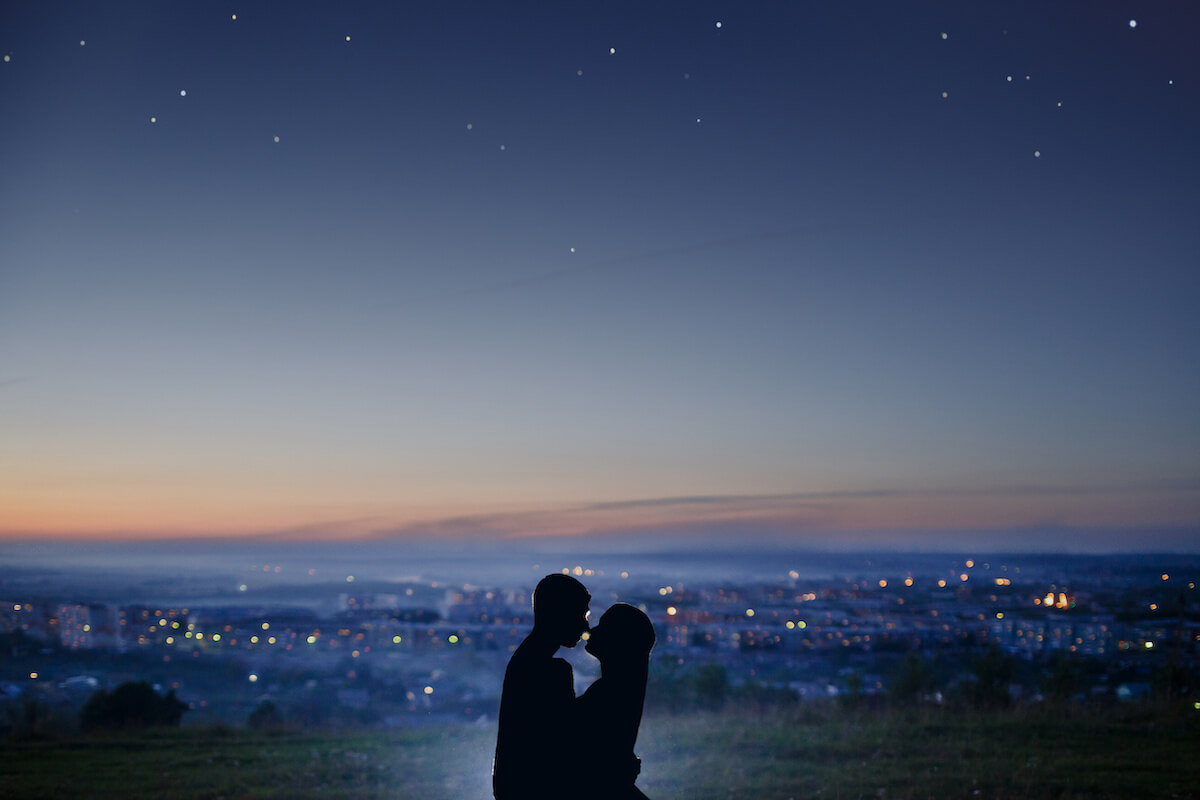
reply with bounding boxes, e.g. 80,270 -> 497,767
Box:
362,479 -> 1199,543
583,490 -> 901,512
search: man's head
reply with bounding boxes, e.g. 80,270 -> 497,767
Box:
532,573 -> 591,647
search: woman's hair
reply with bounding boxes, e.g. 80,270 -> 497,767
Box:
598,602 -> 656,660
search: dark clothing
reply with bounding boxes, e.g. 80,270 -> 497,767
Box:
493,639 -> 577,800
575,672 -> 650,800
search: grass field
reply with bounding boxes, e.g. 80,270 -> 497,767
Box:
2,703 -> 1198,799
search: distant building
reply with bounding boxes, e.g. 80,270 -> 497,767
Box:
57,603 -> 122,651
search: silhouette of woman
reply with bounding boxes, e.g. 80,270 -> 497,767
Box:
576,603 -> 656,800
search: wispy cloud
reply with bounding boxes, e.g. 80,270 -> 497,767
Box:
357,479 -> 1199,544
583,490 -> 901,512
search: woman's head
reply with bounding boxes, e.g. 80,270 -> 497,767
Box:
584,603 -> 656,665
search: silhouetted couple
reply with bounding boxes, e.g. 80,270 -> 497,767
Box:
493,574 -> 655,800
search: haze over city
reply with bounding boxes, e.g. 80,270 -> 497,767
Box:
2,1 -> 1197,552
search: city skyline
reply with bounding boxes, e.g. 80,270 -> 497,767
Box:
2,2 -> 1198,550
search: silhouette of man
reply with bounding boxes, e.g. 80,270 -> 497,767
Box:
493,573 -> 591,800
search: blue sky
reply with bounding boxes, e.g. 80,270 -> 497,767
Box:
1,1 -> 1197,549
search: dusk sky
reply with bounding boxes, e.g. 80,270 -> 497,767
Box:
2,2 -> 1198,550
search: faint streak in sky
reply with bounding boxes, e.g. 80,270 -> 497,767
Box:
357,480 -> 1200,542
364,224 -> 842,313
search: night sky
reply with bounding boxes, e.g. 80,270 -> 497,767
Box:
2,2 -> 1198,549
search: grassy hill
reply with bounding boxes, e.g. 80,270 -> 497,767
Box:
2,703 -> 1198,799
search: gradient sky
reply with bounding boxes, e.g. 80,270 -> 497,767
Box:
2,2 -> 1198,549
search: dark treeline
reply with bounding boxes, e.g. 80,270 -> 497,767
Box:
644,644 -> 1192,715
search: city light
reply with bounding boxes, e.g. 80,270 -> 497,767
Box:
10,550 -> 1189,746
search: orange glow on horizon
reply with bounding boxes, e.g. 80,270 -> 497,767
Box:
2,479 -> 1196,542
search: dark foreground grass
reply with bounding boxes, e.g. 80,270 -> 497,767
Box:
638,703 -> 1200,800
2,704 -> 1197,799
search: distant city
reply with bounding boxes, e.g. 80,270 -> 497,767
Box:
2,543 -> 1197,733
